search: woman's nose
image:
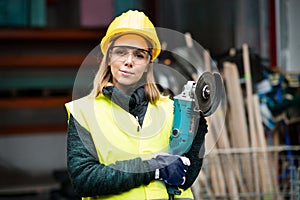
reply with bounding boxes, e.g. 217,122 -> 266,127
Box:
124,53 -> 134,66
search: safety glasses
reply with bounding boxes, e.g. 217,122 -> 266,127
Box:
109,45 -> 152,65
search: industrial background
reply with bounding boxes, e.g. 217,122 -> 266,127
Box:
0,0 -> 299,199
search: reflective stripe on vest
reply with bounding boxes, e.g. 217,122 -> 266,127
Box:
65,94 -> 194,200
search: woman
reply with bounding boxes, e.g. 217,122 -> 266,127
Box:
65,10 -> 208,200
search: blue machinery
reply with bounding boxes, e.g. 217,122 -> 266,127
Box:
167,71 -> 223,199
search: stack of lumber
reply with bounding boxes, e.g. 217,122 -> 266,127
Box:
192,44 -> 280,200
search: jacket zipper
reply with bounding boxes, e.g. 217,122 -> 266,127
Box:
136,116 -> 141,132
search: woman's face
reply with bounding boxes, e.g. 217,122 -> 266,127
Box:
108,34 -> 150,92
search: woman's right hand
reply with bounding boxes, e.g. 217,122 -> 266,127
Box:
147,154 -> 190,186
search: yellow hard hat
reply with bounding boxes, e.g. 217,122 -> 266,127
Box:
100,10 -> 161,61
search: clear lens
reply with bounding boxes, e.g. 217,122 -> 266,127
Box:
109,46 -> 151,65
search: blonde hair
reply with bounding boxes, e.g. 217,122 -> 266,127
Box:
90,37 -> 161,104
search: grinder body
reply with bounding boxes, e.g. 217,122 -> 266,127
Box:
169,81 -> 200,155
168,72 -> 222,155
166,70 -> 223,199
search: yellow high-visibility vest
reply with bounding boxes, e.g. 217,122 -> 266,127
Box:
65,94 -> 194,200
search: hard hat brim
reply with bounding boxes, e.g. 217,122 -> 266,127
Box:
100,28 -> 161,61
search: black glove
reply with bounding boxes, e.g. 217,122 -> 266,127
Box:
180,115 -> 208,189
146,154 -> 190,186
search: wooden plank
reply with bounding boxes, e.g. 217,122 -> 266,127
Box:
242,43 -> 260,199
223,62 -> 250,148
195,171 -> 216,200
199,49 -> 227,198
253,94 -> 280,199
193,49 -> 228,199
204,49 -> 240,199
223,61 -> 253,195
203,49 -> 226,197
205,126 -> 227,197
212,111 -> 244,200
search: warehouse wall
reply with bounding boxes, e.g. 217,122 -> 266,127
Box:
277,0 -> 300,71
0,133 -> 66,176
156,0 -> 270,60
157,0 -> 235,55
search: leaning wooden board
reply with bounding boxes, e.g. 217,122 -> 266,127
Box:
211,110 -> 242,200
223,61 -> 254,196
205,50 -> 241,199
206,129 -> 227,197
253,94 -> 280,199
242,44 -> 261,199
192,49 -> 227,199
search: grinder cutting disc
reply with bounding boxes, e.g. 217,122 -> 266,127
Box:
195,72 -> 216,116
204,72 -> 223,116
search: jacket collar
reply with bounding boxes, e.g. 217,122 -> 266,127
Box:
102,85 -> 147,112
